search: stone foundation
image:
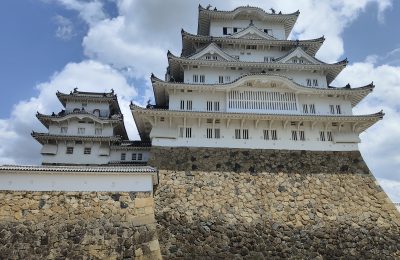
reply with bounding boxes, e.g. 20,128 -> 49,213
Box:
152,147 -> 400,259
0,191 -> 161,259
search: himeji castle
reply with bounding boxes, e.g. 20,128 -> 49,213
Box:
131,5 -> 383,152
32,5 -> 384,165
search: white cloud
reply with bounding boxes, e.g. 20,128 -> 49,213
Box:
54,15 -> 75,40
0,60 -> 138,165
377,178 -> 400,202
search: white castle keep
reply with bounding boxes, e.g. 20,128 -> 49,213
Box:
33,5 -> 383,166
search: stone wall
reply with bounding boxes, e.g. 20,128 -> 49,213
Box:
0,191 -> 161,260
151,147 -> 400,259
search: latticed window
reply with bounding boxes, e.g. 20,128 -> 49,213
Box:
306,79 -> 312,86
320,131 -> 326,141
309,104 -> 316,114
228,90 -> 297,111
199,75 -> 205,83
235,129 -> 241,139
206,128 -> 213,139
271,130 -> 277,140
180,100 -> 185,110
292,131 -> 298,141
243,129 -> 249,139
84,147 -> 91,155
138,153 -> 143,160
214,102 -> 220,111
302,104 -> 308,114
206,101 -> 213,111
186,100 -> 192,110
78,128 -> 85,135
60,127 -> 68,134
121,153 -> 126,161
313,79 -> 318,86
263,129 -> 269,140
214,129 -> 220,139
132,153 -> 137,160
66,147 -> 74,154
95,128 -> 102,135
336,105 -> 341,114
219,76 -> 224,83
327,131 -> 333,141
329,105 -> 335,114
299,131 -> 305,141
186,128 -> 192,138
193,75 -> 198,83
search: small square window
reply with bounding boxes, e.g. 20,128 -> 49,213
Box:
66,147 -> 74,154
138,153 -> 143,160
121,153 -> 126,161
84,147 -> 91,154
132,153 -> 137,160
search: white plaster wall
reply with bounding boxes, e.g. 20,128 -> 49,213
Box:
210,20 -> 286,39
183,67 -> 328,88
0,173 -> 153,192
109,150 -> 151,163
48,120 -> 114,136
65,102 -> 110,117
150,118 -> 359,151
297,94 -> 352,115
42,142 -> 110,165
223,47 -> 288,62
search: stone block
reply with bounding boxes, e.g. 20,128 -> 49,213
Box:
135,197 -> 154,208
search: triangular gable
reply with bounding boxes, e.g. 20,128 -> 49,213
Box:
275,47 -> 325,64
229,26 -> 275,40
188,42 -> 237,61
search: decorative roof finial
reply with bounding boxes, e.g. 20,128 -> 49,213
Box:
214,7 -> 217,11
111,88 -> 114,94
130,100 -> 133,106
206,4 -> 212,10
296,39 -> 299,46
270,8 -> 276,14
249,19 -> 254,26
73,87 -> 78,93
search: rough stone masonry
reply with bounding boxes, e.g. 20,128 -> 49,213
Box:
0,191 -> 161,259
150,147 -> 400,259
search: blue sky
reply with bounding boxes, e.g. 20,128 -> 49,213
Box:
0,0 -> 399,202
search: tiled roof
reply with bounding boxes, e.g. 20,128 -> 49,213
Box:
0,165 -> 157,174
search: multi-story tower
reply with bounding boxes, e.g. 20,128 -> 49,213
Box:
131,5 -> 383,151
33,89 -> 150,165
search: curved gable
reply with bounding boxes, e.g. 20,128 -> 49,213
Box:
229,26 -> 275,40
276,47 -> 324,64
188,43 -> 237,61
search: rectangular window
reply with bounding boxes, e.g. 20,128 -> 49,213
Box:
292,59 -> 298,63
132,153 -> 137,161
225,76 -> 231,82
213,56 -> 218,60
263,130 -> 269,140
214,101 -> 220,111
243,129 -> 249,139
235,129 -> 241,139
66,147 -> 74,154
60,127 -> 68,134
185,128 -> 192,138
193,74 -> 198,83
186,100 -> 192,110
302,104 -> 309,114
95,128 -> 102,135
200,75 -> 205,83
246,45 -> 257,50
336,105 -> 341,114
292,130 -> 298,141
214,128 -> 220,139
121,153 -> 126,161
306,79 -> 312,87
78,128 -> 85,135
309,104 -> 316,114
138,153 -> 143,160
84,147 -> 91,155
219,76 -> 224,84
271,130 -> 277,140
327,131 -> 333,141
330,105 -> 335,114
206,128 -> 213,139
180,100 -> 185,110
299,131 -> 305,141
223,27 -> 227,35
179,127 -> 184,138
205,55 -> 211,60
313,79 -> 318,86
320,131 -> 326,141
206,101 -> 213,111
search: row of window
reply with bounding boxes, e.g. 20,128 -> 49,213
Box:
178,128 -> 334,142
222,27 -> 273,37
60,127 -> 103,135
120,153 -> 143,161
180,100 -> 220,111
66,147 -> 92,155
306,79 -> 319,87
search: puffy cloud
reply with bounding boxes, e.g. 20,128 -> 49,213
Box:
0,60 -> 138,165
